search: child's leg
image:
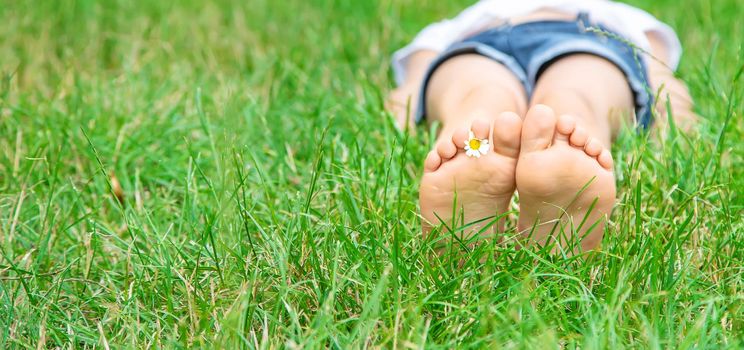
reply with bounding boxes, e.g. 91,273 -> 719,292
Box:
419,54 -> 527,239
515,54 -> 634,251
424,55 -> 528,133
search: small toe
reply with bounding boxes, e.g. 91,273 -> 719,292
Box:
597,149 -> 614,170
555,115 -> 576,142
584,138 -> 603,157
569,126 -> 589,147
452,127 -> 470,150
437,139 -> 457,159
424,150 -> 442,172
521,104 -> 557,152
470,118 -> 491,140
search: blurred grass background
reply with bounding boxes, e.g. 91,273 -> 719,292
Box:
0,0 -> 741,348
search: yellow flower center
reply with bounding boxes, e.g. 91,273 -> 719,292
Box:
468,138 -> 481,150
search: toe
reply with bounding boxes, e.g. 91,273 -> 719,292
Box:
451,118 -> 490,152
452,127 -> 469,151
436,139 -> 457,159
521,104 -> 556,152
597,149 -> 614,170
584,138 -> 603,157
470,118 -> 490,140
555,115 -> 576,143
424,150 -> 442,172
492,111 -> 522,158
569,126 -> 589,148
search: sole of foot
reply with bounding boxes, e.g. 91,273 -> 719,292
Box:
419,112 -> 522,244
515,104 -> 616,252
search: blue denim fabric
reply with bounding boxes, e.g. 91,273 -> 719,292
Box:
416,13 -> 654,128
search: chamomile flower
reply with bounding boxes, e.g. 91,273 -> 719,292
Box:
464,131 -> 490,158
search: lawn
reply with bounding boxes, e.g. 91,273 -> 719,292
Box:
0,0 -> 742,348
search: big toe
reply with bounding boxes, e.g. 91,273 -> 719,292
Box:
521,104 -> 557,152
492,111 -> 522,158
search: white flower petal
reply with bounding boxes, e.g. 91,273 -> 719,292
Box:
466,149 -> 477,157
468,131 -> 475,139
464,144 -> 472,151
479,142 -> 491,155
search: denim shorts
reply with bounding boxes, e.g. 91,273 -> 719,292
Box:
416,13 -> 654,128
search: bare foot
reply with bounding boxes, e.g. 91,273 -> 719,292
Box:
516,105 -> 616,252
419,112 -> 522,242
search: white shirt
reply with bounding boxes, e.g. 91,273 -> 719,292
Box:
392,0 -> 682,86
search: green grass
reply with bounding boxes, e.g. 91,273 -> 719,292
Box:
0,0 -> 741,348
